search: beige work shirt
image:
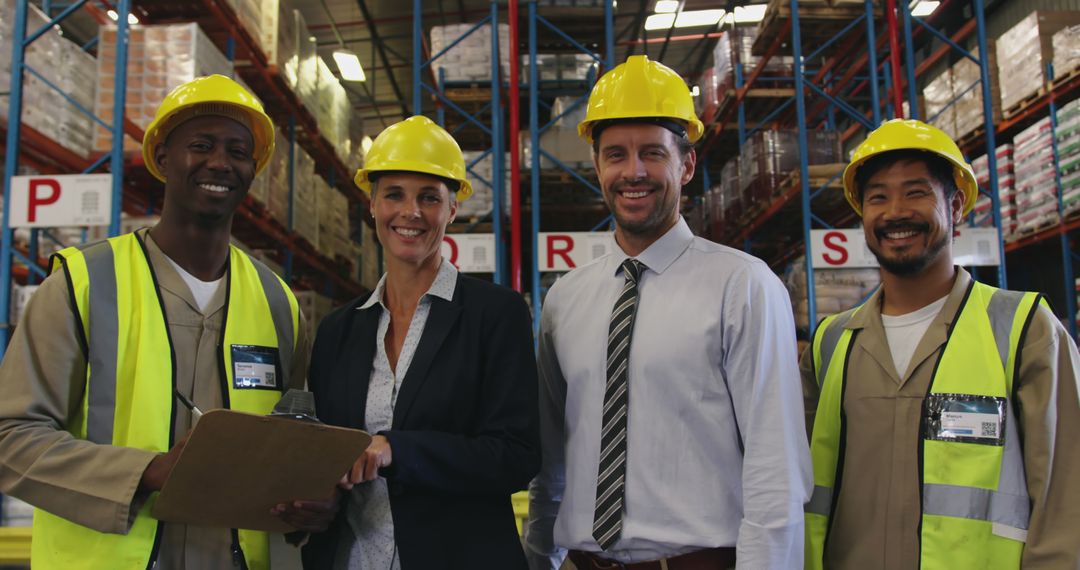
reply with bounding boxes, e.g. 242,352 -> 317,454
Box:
0,228 -> 310,569
802,268 -> 1080,569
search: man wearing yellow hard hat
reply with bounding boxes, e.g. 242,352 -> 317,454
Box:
802,119 -> 1080,569
299,115 -> 540,569
0,75 -> 320,569
526,55 -> 811,570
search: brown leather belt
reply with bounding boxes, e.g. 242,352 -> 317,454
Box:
567,547 -> 736,570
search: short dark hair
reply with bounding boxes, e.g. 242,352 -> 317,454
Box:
853,149 -> 959,204
591,119 -> 695,157
369,170 -> 461,195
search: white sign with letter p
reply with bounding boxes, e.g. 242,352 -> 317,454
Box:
6,174 -> 113,228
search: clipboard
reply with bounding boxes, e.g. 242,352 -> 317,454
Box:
151,409 -> 371,532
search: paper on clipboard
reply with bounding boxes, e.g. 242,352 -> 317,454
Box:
151,409 -> 371,532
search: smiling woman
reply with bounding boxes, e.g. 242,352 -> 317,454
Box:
301,115 -> 540,570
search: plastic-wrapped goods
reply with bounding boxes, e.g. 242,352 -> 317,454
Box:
1057,99 -> 1080,214
952,43 -> 1000,140
430,23 -> 510,83
720,157 -> 741,225
458,151 -> 511,220
295,9 -> 318,112
922,69 -> 956,141
738,129 -> 840,208
316,177 -> 349,260
1012,117 -> 1059,233
785,255 -> 880,330
520,53 -> 597,83
996,11 -> 1080,112
0,0 -> 96,158
267,130 -> 291,225
93,23 -> 232,153
551,96 -> 588,129
1053,24 -> 1080,80
697,67 -> 720,124
971,143 -> 1017,234
520,127 -> 592,171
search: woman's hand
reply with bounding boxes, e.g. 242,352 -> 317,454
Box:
340,435 -> 393,488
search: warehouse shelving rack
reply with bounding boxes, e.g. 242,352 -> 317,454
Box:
526,0 -> 614,329
706,0 -> 1010,334
412,0 -> 508,285
0,0 -> 135,353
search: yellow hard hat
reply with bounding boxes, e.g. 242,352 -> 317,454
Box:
355,115 -> 473,201
142,75 -> 275,182
578,55 -> 705,144
843,119 -> 978,216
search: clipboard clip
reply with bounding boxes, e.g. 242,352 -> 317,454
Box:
269,389 -> 323,424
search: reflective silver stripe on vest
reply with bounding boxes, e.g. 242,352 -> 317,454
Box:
922,483 -> 1029,531
806,485 -> 833,515
816,310 -> 856,382
250,258 -> 294,383
82,241 -> 118,445
986,289 -> 1027,372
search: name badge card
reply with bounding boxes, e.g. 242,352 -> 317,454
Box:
231,345 -> 280,390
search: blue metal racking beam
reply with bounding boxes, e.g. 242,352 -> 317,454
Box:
413,0 -> 507,285
527,0 -> 615,331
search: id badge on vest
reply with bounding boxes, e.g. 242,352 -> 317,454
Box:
231,344 -> 281,390
923,393 -> 1007,446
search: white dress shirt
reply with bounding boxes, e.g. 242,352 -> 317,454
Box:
525,218 -> 811,569
338,260 -> 458,570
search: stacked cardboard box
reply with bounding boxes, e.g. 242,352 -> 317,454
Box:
0,0 -> 96,158
996,11 -> 1080,112
1053,25 -> 1080,80
360,222 -> 381,290
295,9 -> 319,112
952,43 -> 1000,140
971,144 -> 1016,234
93,23 -> 232,153
786,255 -> 879,331
266,130 -> 291,225
430,23 -> 510,83
923,69 -> 956,140
292,150 -> 319,247
1056,98 -> 1080,214
1013,117 -> 1058,234
316,178 -> 350,261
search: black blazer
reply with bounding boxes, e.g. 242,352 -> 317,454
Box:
302,274 -> 540,570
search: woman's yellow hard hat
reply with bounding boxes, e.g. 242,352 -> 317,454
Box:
142,74 -> 275,182
354,115 -> 473,201
578,55 -> 705,144
843,119 -> 978,216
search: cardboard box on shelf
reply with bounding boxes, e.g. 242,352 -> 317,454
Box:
996,11 -> 1080,112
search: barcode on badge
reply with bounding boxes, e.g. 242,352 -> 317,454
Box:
981,421 -> 997,437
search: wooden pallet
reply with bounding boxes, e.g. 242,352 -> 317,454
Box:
955,126 -> 986,150
1051,64 -> 1080,91
1002,86 -> 1048,121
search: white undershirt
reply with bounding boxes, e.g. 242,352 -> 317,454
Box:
164,255 -> 224,313
881,295 -> 949,379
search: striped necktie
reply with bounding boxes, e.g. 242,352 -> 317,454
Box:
593,258 -> 645,550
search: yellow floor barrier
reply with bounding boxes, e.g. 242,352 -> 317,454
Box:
0,526 -> 31,566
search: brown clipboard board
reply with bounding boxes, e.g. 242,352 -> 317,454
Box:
151,409 -> 371,532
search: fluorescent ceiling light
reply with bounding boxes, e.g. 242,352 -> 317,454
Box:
645,9 -> 725,30
654,0 -> 679,13
361,135 -> 374,155
105,9 -> 139,24
910,0 -> 940,17
333,50 -> 367,82
691,85 -> 700,97
734,5 -> 767,23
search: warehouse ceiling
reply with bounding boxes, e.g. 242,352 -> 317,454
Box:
296,0 -> 734,135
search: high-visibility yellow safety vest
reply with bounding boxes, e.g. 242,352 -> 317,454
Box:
805,280 -> 1043,570
35,232 -> 300,570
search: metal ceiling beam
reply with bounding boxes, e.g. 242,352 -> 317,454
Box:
354,0 -> 410,118
656,0 -> 686,61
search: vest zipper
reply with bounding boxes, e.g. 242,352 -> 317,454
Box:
145,519 -> 165,569
231,529 -> 247,568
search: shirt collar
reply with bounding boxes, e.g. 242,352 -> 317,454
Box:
359,258 -> 459,310
847,266 -> 973,330
611,217 -> 694,277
